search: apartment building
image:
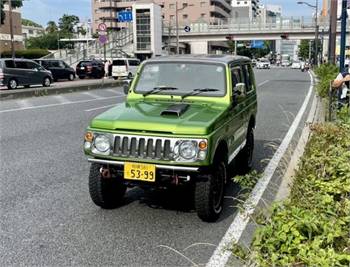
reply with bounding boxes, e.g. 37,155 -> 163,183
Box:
92,0 -> 232,33
231,0 -> 259,22
0,3 -> 23,54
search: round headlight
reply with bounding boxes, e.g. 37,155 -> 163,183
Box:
179,141 -> 197,159
94,135 -> 110,153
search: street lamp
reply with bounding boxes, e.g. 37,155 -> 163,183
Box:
297,0 -> 319,66
175,2 -> 194,54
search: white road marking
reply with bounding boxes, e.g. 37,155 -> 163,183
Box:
257,80 -> 270,87
107,89 -> 123,95
206,72 -> 314,267
54,95 -> 71,104
0,96 -> 124,114
82,91 -> 104,99
17,99 -> 32,108
85,104 -> 117,112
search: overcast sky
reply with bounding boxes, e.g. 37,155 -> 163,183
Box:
22,0 -> 316,27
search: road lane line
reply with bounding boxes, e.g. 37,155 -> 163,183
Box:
85,104 -> 117,112
107,89 -> 123,95
0,96 -> 124,114
82,91 -> 104,99
206,72 -> 314,267
257,80 -> 270,87
54,95 -> 71,104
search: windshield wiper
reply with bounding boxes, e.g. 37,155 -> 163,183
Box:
181,88 -> 219,100
143,86 -> 178,97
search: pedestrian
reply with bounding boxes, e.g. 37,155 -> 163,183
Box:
104,60 -> 110,78
332,69 -> 350,108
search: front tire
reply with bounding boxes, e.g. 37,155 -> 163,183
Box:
88,163 -> 126,209
195,160 -> 226,222
68,73 -> 75,81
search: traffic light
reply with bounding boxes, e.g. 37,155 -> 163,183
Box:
280,34 -> 289,40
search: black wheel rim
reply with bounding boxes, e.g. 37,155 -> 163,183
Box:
213,163 -> 225,213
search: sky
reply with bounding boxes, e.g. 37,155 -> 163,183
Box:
22,0 -> 317,27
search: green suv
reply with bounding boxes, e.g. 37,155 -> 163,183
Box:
84,55 -> 257,222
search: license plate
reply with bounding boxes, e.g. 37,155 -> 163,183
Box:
124,162 -> 156,182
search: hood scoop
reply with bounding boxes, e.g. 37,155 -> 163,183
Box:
160,103 -> 190,117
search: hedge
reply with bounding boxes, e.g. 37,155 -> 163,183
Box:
314,64 -> 339,97
0,49 -> 50,59
249,123 -> 350,266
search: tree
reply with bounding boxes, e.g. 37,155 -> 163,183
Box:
1,0 -> 23,24
46,21 -> 58,33
58,14 -> 79,36
298,40 -> 310,60
22,18 -> 42,28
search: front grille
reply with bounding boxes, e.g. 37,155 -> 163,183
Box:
113,135 -> 174,160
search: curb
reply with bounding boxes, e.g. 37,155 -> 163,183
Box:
0,80 -> 124,101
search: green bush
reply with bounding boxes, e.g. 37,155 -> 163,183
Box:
1,49 -> 50,59
250,123 -> 350,267
314,64 -> 339,97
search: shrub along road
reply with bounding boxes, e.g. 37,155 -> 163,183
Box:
0,68 -> 312,266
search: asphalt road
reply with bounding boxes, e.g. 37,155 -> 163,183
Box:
0,68 -> 311,266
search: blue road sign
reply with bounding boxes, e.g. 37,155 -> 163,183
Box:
118,11 -> 133,22
184,26 -> 191,32
251,40 -> 264,49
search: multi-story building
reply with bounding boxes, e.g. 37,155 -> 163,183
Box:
22,25 -> 45,40
0,3 -> 23,54
91,0 -> 232,33
231,0 -> 259,22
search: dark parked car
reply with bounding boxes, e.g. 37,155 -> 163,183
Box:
76,60 -> 105,79
35,59 -> 75,81
0,58 -> 53,89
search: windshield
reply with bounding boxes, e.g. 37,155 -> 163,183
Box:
134,62 -> 226,97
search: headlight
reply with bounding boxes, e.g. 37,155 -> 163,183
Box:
93,135 -> 111,153
179,141 -> 198,159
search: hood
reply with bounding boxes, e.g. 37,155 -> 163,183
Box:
90,100 -> 227,135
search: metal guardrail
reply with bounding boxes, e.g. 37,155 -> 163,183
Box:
328,81 -> 350,121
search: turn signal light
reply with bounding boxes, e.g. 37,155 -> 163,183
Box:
85,132 -> 94,142
198,141 -> 207,150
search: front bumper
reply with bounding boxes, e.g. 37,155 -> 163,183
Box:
88,158 -> 199,172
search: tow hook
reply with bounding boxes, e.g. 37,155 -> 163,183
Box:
100,167 -> 111,178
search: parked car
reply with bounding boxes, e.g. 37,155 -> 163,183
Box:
291,60 -> 302,69
111,58 -> 140,79
76,60 -> 105,79
0,58 -> 53,89
35,59 -> 75,81
83,55 -> 257,222
256,58 -> 271,69
281,60 -> 291,67
251,59 -> 257,68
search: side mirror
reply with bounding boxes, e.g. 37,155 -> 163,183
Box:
234,83 -> 246,97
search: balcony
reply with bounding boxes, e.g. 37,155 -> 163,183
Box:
210,4 -> 231,18
211,0 -> 232,13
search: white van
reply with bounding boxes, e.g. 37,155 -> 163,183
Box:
112,58 -> 140,79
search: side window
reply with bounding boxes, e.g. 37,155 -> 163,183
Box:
51,61 -> 60,68
5,60 -> 15,68
242,64 -> 254,92
15,61 -> 29,69
26,61 -> 39,69
231,66 -> 243,88
129,60 -> 140,66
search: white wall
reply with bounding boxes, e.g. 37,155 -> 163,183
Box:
190,41 -> 208,54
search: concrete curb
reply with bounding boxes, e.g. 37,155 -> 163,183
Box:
0,80 -> 123,101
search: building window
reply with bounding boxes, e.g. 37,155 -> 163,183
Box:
170,15 -> 175,21
169,3 -> 175,9
183,3 -> 188,8
201,13 -> 206,18
183,14 -> 188,19
29,29 -> 33,34
200,2 -> 206,7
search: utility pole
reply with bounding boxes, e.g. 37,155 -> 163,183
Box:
8,0 -> 15,58
328,0 -> 337,64
314,0 -> 318,66
175,1 -> 179,54
339,0 -> 348,72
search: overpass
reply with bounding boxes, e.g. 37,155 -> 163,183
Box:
163,17 -> 350,54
